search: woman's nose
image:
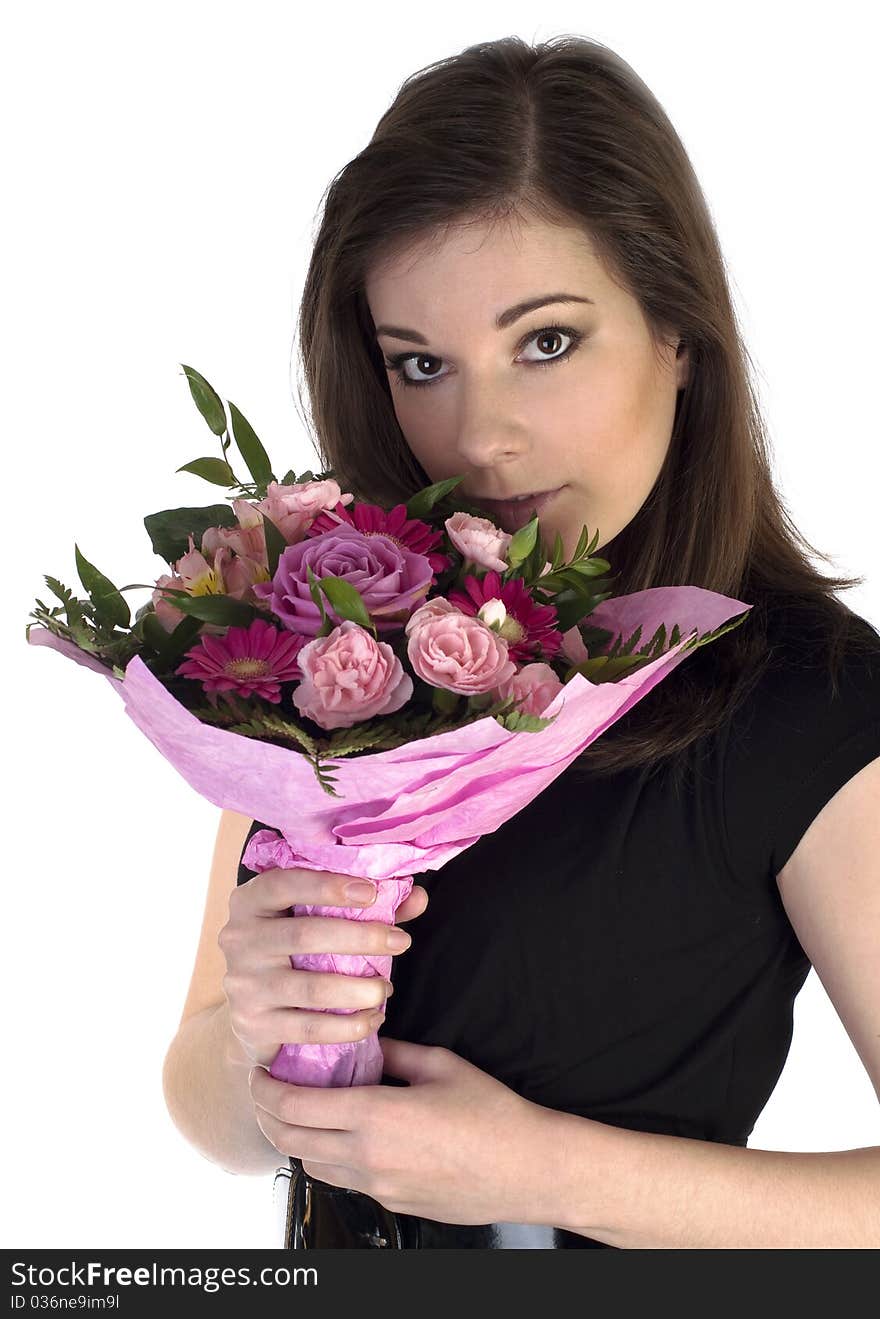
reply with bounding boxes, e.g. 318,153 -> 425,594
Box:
452,417 -> 528,470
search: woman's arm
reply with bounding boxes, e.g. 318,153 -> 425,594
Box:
162,1000 -> 282,1177
540,1109 -> 880,1247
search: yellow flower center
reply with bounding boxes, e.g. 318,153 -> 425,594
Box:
497,614 -> 525,644
189,568 -> 223,597
227,657 -> 271,678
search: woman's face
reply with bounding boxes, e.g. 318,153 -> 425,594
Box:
364,215 -> 689,559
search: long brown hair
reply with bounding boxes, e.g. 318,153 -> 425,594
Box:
293,33 -> 878,784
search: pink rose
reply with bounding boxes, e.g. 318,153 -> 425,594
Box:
444,511 -> 512,573
253,525 -> 433,638
405,597 -> 517,695
256,479 -> 354,544
292,619 -> 413,730
492,661 -> 564,716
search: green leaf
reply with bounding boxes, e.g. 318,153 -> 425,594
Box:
549,588 -> 598,635
405,475 -> 466,520
228,400 -> 275,487
321,723 -> 388,758
317,576 -> 376,636
506,515 -> 539,569
180,364 -> 227,436
74,544 -> 131,630
564,653 -> 652,684
572,524 -> 591,561
496,708 -> 560,733
306,564 -> 329,630
141,609 -> 175,659
260,511 -> 288,578
565,557 -> 612,578
431,685 -> 460,715
163,612 -> 205,660
175,457 -> 237,486
143,504 -> 238,565
151,587 -> 257,627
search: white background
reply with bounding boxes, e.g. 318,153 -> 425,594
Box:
4,0 -> 878,1250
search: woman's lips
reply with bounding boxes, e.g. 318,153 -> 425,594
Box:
476,485 -> 566,534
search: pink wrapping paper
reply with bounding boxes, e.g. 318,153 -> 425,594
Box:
29,584 -> 751,1086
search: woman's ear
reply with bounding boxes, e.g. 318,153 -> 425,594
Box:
675,338 -> 690,391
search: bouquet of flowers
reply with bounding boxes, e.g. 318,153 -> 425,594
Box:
27,364 -> 752,1088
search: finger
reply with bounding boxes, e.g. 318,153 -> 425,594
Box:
394,885 -> 429,924
262,915 -> 411,958
247,868 -> 379,916
250,1063 -> 368,1129
252,1105 -> 355,1164
271,967 -> 392,1012
258,1004 -> 387,1046
300,1161 -> 364,1193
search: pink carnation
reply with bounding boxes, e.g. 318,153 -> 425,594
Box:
405,597 -> 517,695
492,661 -> 564,717
256,479 -> 353,544
444,511 -> 512,573
292,619 -> 413,730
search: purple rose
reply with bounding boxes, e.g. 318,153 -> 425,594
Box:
252,525 -> 434,637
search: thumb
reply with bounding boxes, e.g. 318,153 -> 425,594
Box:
379,1035 -> 446,1083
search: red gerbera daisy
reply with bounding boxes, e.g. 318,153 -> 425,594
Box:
447,570 -> 563,665
308,500 -> 452,577
175,617 -> 308,704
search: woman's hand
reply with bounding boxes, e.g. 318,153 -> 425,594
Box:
217,867 -> 428,1069
249,1036 -> 561,1227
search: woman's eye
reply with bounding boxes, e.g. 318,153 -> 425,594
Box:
383,324 -> 583,390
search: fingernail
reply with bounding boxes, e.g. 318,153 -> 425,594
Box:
344,880 -> 376,903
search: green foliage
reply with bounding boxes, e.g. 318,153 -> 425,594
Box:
506,515 -> 539,570
405,475 -> 467,520
228,400 -> 275,487
261,511 -> 287,578
175,456 -> 238,486
74,544 -> 130,630
181,364 -> 227,435
149,585 -> 258,627
143,504 -> 237,566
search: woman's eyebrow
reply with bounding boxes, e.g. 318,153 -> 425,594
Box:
374,292 -> 595,344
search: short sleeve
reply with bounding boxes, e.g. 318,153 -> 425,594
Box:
721,611 -> 880,888
765,717 -> 880,875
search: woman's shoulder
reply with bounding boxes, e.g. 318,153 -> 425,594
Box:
721,597 -> 880,880
751,598 -> 880,720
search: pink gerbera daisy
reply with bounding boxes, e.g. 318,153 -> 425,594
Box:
175,617 -> 308,704
308,500 -> 452,577
447,570 -> 563,665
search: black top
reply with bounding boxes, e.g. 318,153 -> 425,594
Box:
236,605 -> 880,1233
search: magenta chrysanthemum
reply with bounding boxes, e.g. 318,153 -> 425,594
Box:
175,617 -> 308,703
446,570 -> 563,664
308,500 -> 452,577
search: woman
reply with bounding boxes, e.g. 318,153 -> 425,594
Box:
162,34 -> 880,1248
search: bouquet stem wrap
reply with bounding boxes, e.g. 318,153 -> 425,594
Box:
242,826 -> 413,1086
29,585 -> 752,1089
